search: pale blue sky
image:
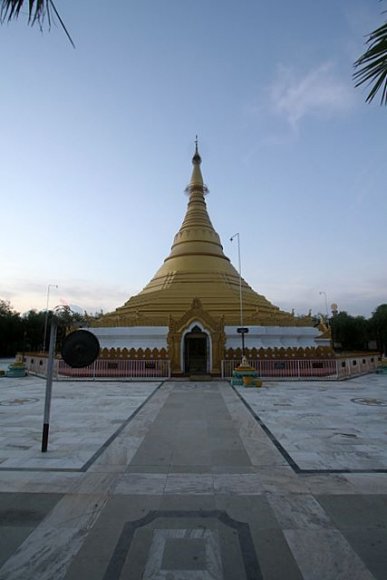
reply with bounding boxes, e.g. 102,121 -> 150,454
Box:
1,0 -> 386,318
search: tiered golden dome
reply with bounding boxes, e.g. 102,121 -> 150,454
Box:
98,145 -> 303,327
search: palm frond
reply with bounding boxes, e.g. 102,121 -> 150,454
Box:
0,0 -> 75,47
353,21 -> 387,105
0,0 -> 48,24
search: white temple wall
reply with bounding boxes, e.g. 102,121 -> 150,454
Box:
225,326 -> 328,349
86,327 -> 169,350
86,325 -> 329,352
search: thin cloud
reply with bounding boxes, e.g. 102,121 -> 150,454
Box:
269,63 -> 355,127
0,278 -> 132,315
259,275 -> 387,318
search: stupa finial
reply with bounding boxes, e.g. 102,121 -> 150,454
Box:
192,135 -> 201,165
185,136 -> 208,196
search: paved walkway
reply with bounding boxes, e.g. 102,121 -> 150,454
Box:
0,377 -> 387,579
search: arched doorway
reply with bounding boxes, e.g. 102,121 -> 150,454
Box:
184,325 -> 208,374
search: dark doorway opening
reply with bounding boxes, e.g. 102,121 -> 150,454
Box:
184,327 -> 208,374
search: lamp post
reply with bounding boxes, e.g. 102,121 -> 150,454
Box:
230,233 -> 246,355
41,315 -> 57,451
43,284 -> 58,352
319,290 -> 329,324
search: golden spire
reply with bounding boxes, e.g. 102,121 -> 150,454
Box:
168,139 -> 224,261
186,136 -> 207,193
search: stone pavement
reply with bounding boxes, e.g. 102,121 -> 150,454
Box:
0,375 -> 386,579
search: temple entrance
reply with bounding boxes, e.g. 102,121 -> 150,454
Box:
184,326 -> 208,374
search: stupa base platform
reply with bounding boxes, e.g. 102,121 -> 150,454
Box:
5,363 -> 27,378
242,376 -> 263,387
230,356 -> 262,387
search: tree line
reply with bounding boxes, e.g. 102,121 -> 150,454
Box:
0,299 -> 102,357
329,305 -> 387,355
1,298 -> 387,358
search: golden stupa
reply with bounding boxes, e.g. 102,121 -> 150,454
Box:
99,143 -> 300,328
93,143 -> 326,375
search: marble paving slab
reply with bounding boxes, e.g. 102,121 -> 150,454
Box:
0,376 -> 162,471
236,373 -> 387,472
1,378 -> 387,579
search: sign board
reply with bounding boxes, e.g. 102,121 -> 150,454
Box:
237,327 -> 249,334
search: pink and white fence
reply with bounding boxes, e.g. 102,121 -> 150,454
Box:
221,355 -> 379,380
24,354 -> 379,380
24,356 -> 171,380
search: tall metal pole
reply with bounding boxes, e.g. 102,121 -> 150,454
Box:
43,284 -> 58,352
41,317 -> 57,452
230,233 -> 245,354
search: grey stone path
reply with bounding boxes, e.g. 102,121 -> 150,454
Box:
0,378 -> 386,579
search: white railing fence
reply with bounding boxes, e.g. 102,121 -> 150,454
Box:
23,354 -> 379,381
221,355 -> 379,380
24,356 -> 171,380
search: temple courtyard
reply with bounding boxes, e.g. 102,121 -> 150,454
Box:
0,374 -> 386,579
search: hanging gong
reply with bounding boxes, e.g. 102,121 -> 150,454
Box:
61,330 -> 100,368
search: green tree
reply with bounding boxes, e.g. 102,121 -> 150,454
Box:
0,301 -> 88,356
354,6 -> 387,105
330,311 -> 370,352
369,304 -> 387,355
21,309 -> 46,352
54,306 -> 85,351
352,315 -> 370,351
0,299 -> 23,357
